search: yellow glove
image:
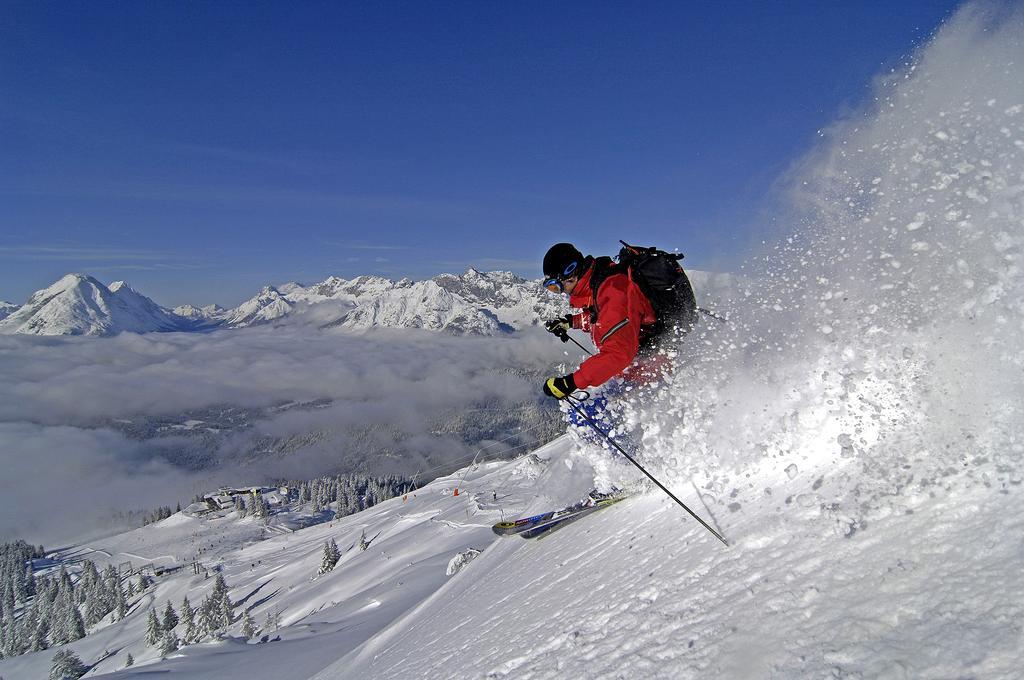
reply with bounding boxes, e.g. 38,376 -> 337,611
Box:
543,374 -> 576,400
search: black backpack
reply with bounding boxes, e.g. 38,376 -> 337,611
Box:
589,240 -> 698,341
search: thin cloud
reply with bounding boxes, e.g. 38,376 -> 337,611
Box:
321,242 -> 411,251
0,245 -> 177,261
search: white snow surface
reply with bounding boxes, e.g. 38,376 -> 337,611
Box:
2,433 -> 1020,679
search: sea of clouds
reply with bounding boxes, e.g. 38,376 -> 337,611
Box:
0,325 -> 568,545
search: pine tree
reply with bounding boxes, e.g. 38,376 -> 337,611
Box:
240,610 -> 256,640
49,649 -> 87,680
159,629 -> 179,657
162,601 -> 179,631
196,595 -> 216,638
180,596 -> 196,644
2,612 -> 20,658
83,586 -> 103,627
114,580 -> 127,621
145,608 -> 163,646
124,652 -> 134,667
250,491 -> 268,519
358,530 -> 369,551
218,592 -> 233,629
235,495 -> 247,518
318,540 -> 340,575
30,616 -> 49,652
63,590 -> 85,643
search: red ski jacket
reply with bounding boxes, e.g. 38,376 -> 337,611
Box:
568,263 -> 657,388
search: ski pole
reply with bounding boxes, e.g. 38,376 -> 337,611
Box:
564,395 -> 728,547
564,333 -> 594,356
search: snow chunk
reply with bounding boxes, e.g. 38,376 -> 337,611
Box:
447,549 -> 482,576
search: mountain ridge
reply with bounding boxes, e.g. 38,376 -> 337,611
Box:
0,269 -> 575,337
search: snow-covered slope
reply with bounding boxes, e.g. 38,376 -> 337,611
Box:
3,426 -> 1020,679
0,274 -> 189,336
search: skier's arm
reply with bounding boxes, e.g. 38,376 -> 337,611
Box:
572,278 -> 641,388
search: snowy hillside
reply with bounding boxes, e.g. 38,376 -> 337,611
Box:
2,428 -> 1020,679
0,274 -> 190,336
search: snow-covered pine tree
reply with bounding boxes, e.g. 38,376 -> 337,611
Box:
180,596 -> 196,644
240,610 -> 256,640
145,608 -> 163,646
196,595 -> 216,638
358,530 -> 369,551
82,586 -> 104,627
159,628 -> 179,657
2,611 -> 20,658
30,616 -> 48,652
218,591 -> 233,629
162,600 -> 178,631
251,491 -> 269,519
114,580 -> 127,621
211,573 -> 229,604
317,539 -> 341,575
48,648 -> 87,680
63,588 -> 85,643
124,652 -> 134,667
312,481 -> 323,513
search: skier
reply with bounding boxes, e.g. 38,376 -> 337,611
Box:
540,242 -> 688,401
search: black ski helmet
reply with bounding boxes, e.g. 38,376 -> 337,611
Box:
543,243 -> 586,280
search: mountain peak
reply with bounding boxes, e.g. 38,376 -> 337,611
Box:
0,273 -> 187,336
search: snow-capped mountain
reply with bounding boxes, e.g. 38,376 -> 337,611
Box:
0,267 -> 726,337
269,269 -> 566,335
335,278 -> 506,335
0,274 -> 191,336
201,269 -> 568,334
173,303 -> 227,322
222,286 -> 295,328
0,300 -> 17,322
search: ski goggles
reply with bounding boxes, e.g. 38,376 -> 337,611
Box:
542,261 -> 579,293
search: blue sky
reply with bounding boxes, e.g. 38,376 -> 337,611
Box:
1,1 -> 962,307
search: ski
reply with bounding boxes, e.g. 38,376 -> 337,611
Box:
518,496 -> 626,539
491,494 -> 627,538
